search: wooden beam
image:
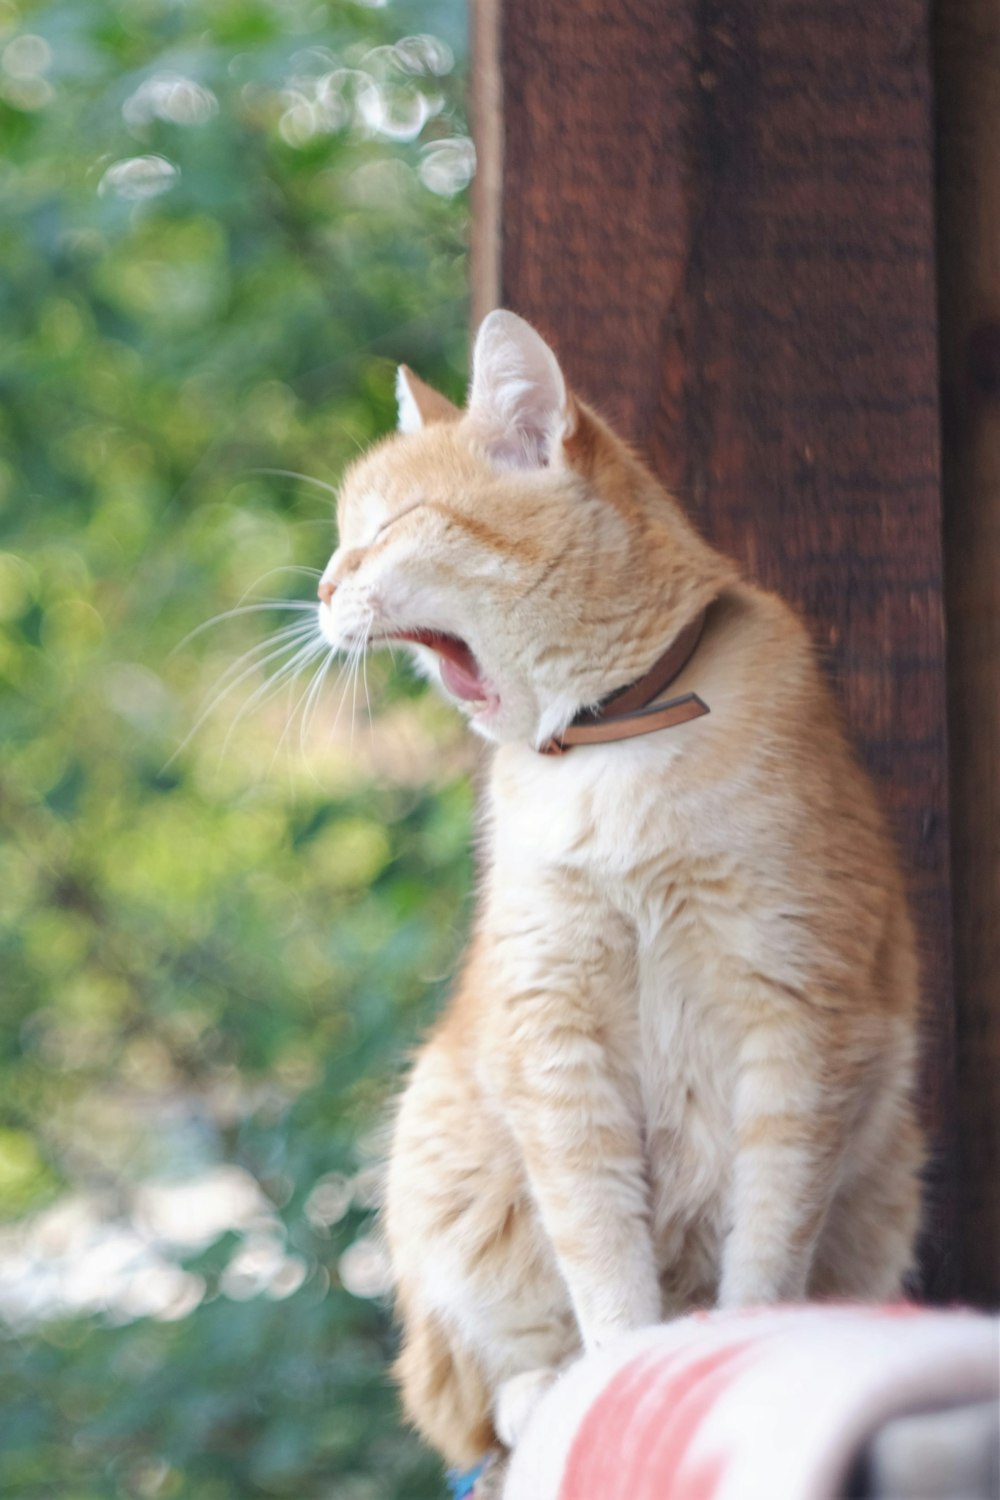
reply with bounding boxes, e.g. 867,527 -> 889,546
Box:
469,0 -> 502,330
473,0 -> 955,1294
936,0 -> 1000,1306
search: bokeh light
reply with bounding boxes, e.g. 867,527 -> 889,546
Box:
0,0 -> 473,1494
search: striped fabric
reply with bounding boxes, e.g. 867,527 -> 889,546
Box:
501,1304 -> 999,1500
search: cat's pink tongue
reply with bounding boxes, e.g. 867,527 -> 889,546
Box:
439,653 -> 486,702
394,630 -> 488,702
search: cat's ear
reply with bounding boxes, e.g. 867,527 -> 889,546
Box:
395,365 -> 461,433
468,310 -> 576,469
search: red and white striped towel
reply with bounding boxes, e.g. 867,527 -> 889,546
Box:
503,1304 -> 999,1500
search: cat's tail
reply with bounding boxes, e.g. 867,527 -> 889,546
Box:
394,1299 -> 496,1471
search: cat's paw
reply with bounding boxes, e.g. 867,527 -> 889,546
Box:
578,1294 -> 663,1353
493,1367 -> 557,1449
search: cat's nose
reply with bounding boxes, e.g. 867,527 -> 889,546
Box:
317,575 -> 336,606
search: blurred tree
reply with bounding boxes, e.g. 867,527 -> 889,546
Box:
0,1 -> 471,1494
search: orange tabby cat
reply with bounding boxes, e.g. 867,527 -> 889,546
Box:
316,312 -> 923,1469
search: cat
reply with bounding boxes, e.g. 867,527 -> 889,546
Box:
316,311 -> 924,1471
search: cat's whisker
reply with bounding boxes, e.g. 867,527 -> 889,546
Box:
310,632 -> 352,744
165,623 -> 321,768
329,655 -> 355,737
269,639 -> 333,770
325,654 -> 355,747
197,620 -> 320,704
353,617 -> 374,749
331,632 -> 366,744
299,646 -> 338,757
349,630 -> 364,756
243,564 -> 323,591
360,611 -> 375,746
249,466 -> 340,500
232,636 -> 328,770
233,565 -> 322,612
290,650 -> 328,751
214,634 -> 322,746
175,600 -> 319,652
295,655 -> 339,793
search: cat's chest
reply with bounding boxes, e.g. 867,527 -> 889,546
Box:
489,738 -> 693,882
489,741 -> 787,977
488,739 -> 773,1036
488,744 -> 748,1216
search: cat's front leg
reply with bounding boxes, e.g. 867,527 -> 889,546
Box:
717,1003 -> 853,1307
483,887 -> 661,1350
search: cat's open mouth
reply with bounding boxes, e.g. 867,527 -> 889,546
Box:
390,629 -> 493,706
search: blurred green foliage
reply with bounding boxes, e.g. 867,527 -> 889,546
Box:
0,0 -> 472,1494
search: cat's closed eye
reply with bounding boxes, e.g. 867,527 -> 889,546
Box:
372,496 -> 427,542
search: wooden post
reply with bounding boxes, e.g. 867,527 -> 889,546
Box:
473,0 -> 955,1294
936,0 -> 1000,1306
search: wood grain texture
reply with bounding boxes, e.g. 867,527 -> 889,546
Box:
469,0 -> 501,330
473,0 -> 955,1294
936,0 -> 1000,1305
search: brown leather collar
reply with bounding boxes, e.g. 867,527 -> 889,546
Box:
538,607 -> 710,755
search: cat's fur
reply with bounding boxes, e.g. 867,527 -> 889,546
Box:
317,312 -> 923,1469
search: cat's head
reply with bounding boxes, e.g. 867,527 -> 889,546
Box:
317,311 -> 729,748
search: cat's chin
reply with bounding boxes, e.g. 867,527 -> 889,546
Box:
462,692 -> 550,748
463,694 -> 504,735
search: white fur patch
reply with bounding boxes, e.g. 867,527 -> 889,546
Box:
396,366 -> 424,434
